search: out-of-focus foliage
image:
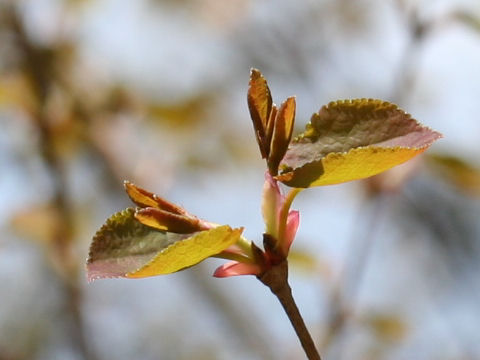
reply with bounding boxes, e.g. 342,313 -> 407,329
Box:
426,153 -> 480,196
361,313 -> 408,343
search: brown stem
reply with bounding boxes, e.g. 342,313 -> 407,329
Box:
258,261 -> 322,360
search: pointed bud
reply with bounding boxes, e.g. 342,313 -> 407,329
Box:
248,68 -> 273,158
135,207 -> 210,234
264,105 -> 277,157
124,181 -> 159,208
213,261 -> 262,278
283,210 -> 299,255
262,171 -> 283,237
124,181 -> 187,215
268,97 -> 296,176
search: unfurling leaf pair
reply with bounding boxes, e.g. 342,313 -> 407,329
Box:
87,182 -> 251,281
87,69 -> 442,282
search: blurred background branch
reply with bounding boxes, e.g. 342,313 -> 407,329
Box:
1,0 -> 480,359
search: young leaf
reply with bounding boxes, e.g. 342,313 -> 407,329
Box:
124,181 -> 160,208
87,208 -> 242,281
265,105 -> 278,155
135,207 -> 209,233
268,97 -> 296,175
124,181 -> 186,215
277,99 -> 442,188
248,68 -> 273,158
213,261 -> 262,278
87,208 -> 187,282
127,226 -> 243,278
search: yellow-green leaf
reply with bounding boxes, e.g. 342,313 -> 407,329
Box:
87,208 -> 187,281
127,226 -> 243,278
87,208 -> 243,281
277,99 -> 442,188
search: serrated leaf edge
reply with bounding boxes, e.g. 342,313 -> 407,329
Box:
292,98 -> 440,143
87,207 -> 137,265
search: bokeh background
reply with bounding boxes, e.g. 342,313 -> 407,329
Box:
1,0 -> 480,359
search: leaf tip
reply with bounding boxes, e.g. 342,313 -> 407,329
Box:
250,68 -> 261,79
234,226 -> 245,237
86,269 -> 98,284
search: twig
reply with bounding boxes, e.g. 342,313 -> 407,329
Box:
259,261 -> 322,360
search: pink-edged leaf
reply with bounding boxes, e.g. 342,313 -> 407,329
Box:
86,208 -> 187,282
87,208 -> 243,281
277,99 -> 442,188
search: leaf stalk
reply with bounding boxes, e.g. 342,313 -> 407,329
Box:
277,187 -> 302,253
